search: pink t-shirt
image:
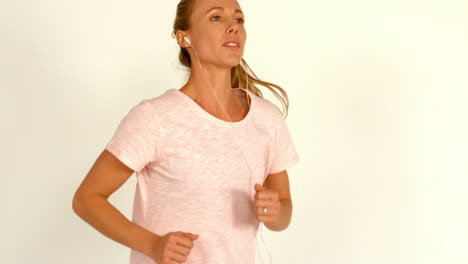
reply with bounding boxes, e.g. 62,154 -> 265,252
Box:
105,88 -> 299,264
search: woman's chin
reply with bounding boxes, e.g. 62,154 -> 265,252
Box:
223,57 -> 243,68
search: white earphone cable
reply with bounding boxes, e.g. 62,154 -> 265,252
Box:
188,38 -> 272,264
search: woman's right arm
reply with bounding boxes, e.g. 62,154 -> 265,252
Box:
72,149 -> 160,258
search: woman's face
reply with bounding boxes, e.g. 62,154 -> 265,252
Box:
185,0 -> 246,69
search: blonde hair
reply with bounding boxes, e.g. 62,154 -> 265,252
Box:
171,0 -> 291,118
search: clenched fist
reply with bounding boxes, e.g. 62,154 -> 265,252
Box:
150,231 -> 199,264
253,183 -> 281,223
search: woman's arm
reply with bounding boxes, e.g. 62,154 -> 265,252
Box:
72,149 -> 160,258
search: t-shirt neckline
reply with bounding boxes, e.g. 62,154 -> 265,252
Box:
170,87 -> 255,127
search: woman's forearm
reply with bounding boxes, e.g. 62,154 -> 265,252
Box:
72,195 -> 159,258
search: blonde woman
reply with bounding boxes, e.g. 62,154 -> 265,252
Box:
72,0 -> 299,263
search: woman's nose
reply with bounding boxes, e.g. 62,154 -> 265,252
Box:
227,21 -> 239,34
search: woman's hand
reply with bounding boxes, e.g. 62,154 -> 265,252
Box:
149,231 -> 199,264
253,183 -> 281,223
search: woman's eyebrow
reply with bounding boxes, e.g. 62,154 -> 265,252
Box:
205,7 -> 243,15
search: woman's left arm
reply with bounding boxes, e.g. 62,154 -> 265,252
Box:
253,170 -> 293,231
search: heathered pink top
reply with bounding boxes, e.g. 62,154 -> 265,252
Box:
105,88 -> 299,264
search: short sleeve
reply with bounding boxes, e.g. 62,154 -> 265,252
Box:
105,100 -> 161,173
269,108 -> 300,174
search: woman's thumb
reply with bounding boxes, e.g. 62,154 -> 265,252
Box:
184,232 -> 199,240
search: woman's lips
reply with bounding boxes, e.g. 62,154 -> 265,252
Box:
223,39 -> 241,48
223,44 -> 240,49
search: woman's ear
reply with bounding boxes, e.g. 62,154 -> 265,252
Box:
176,30 -> 190,48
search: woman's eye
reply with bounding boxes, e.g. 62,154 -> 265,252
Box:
210,16 -> 245,24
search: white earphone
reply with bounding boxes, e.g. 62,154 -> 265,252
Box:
184,36 -> 191,45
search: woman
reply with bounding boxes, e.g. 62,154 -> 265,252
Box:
72,0 -> 299,263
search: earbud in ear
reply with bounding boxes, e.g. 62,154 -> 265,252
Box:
184,36 -> 191,45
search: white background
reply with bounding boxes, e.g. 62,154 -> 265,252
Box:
1,0 -> 467,263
